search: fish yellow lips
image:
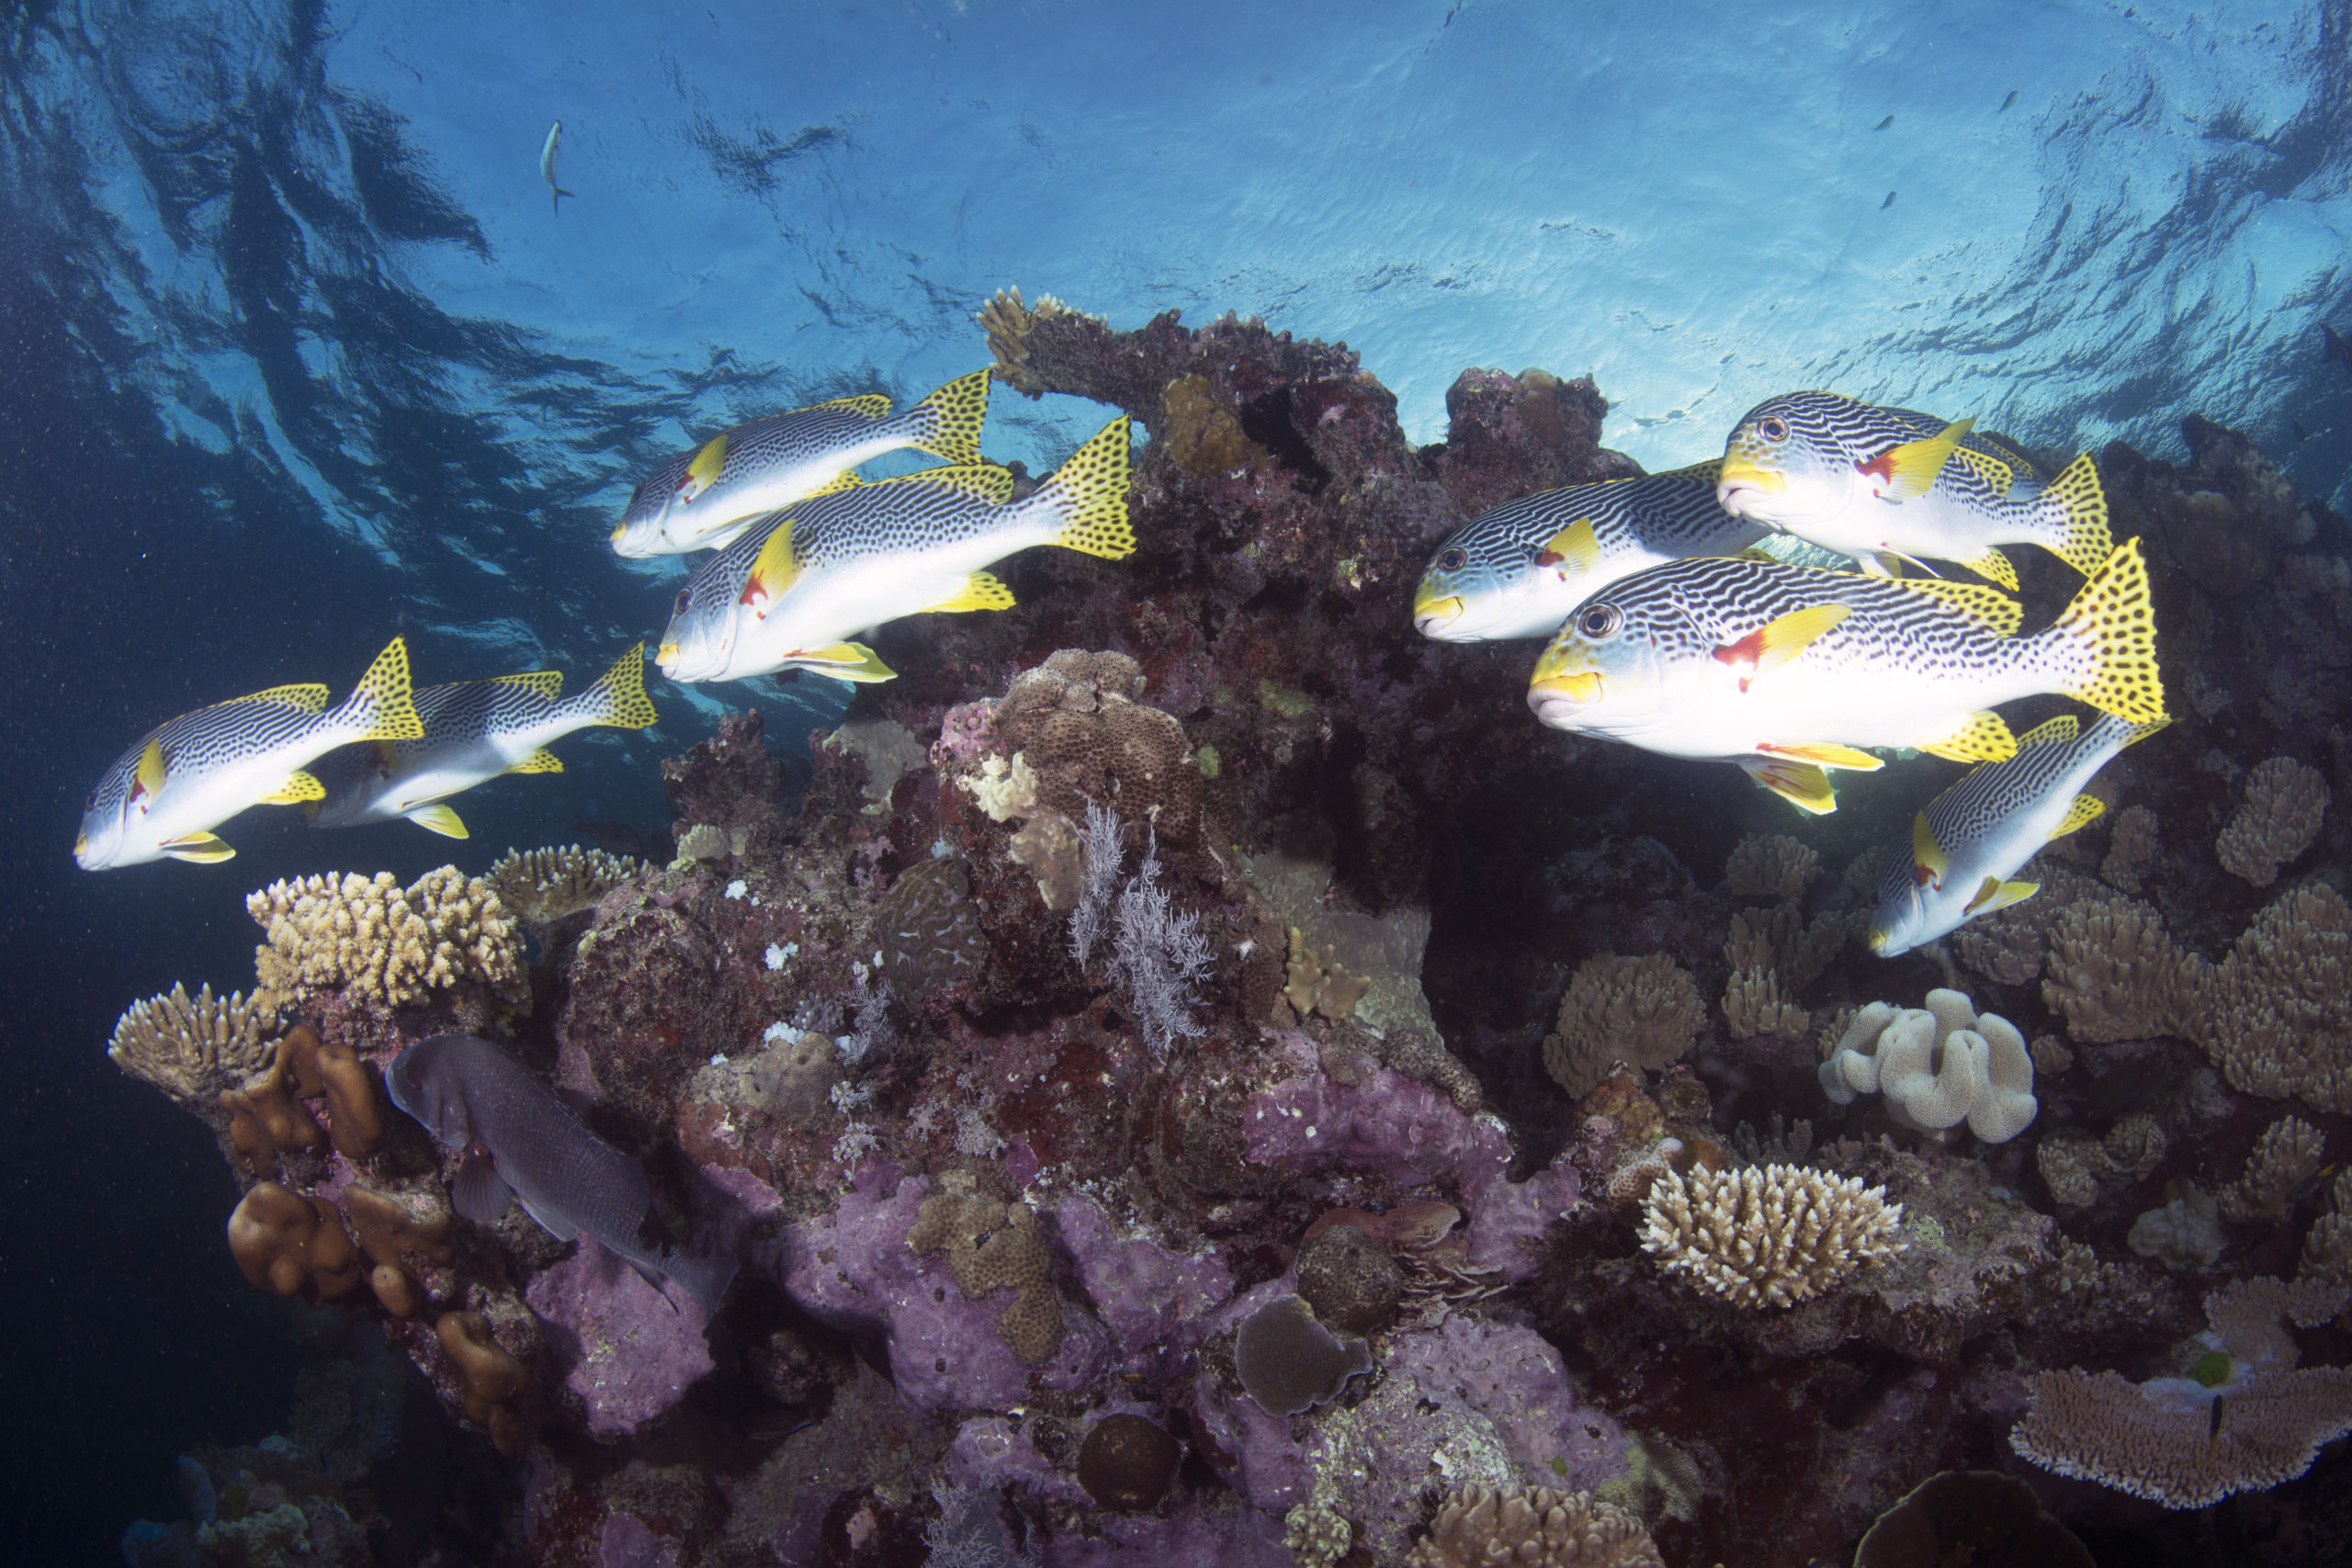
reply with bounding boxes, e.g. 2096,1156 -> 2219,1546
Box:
1716,458 -> 1787,497
1414,592 -> 1464,633
1528,671 -> 1603,705
655,641 -> 681,667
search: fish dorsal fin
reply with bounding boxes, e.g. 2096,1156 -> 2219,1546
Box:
2017,714 -> 2082,749
800,392 -> 893,423
2120,716 -> 2172,750
2052,794 -> 2107,839
924,571 -> 1016,614
681,433 -> 728,500
1892,576 -> 2023,636
1644,458 -> 1722,484
1537,519 -> 1602,575
1962,875 -> 2040,916
1737,756 -> 1839,815
160,830 -> 234,863
1712,604 -> 1851,691
1756,739 -> 1883,773
1921,709 -> 2018,763
869,462 -> 1014,505
229,683 -> 333,715
489,670 -> 565,701
406,804 -> 469,838
741,516 -> 799,617
1859,417 -> 1974,501
135,737 -> 168,799
793,642 -> 898,683
256,771 -> 324,805
1962,547 -> 2018,592
504,748 -> 564,775
451,1150 -> 515,1224
1951,446 -> 2018,496
1911,809 -> 1949,887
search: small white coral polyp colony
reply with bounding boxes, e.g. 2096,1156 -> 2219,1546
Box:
1818,988 -> 2037,1143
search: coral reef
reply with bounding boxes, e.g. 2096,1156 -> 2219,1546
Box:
1816,990 -> 2038,1143
1640,1163 -> 1906,1309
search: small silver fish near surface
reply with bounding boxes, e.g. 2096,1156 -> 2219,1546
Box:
611,368 -> 995,558
1869,711 -> 2169,956
388,1032 -> 737,1315
1717,390 -> 2109,589
540,121 -> 573,215
1413,461 -> 1767,642
1525,539 -> 2166,815
308,642 -> 659,840
75,637 -> 423,870
657,416 -> 1133,686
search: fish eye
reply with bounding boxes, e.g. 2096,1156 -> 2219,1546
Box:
84,791 -> 96,811
673,589 -> 693,615
1435,547 -> 1468,572
1758,416 -> 1790,442
1576,604 -> 1623,639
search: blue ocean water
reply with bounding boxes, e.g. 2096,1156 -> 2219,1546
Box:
4,1 -> 2349,1561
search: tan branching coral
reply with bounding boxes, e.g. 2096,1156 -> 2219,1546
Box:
1640,1163 -> 1905,1309
1724,833 -> 1820,900
1724,900 -> 1843,992
2302,1169 -> 2352,1287
1285,928 -> 1370,1021
1723,966 -> 1807,1041
2041,894 -> 2205,1043
435,1311 -> 528,1458
2032,1237 -> 2159,1338
978,286 -> 1074,397
1542,953 -> 1702,1099
2219,1117 -> 2325,1224
341,1184 -> 452,1318
2100,803 -> 2159,894
2216,756 -> 2328,886
247,868 -> 527,1018
906,1171 -> 1063,1365
2037,1115 -> 2167,1207
107,983 -> 279,1106
2012,1277 -> 2352,1508
486,844 -> 640,932
1404,1484 -> 1665,1568
979,651 -> 1204,844
2199,882 -> 2352,1112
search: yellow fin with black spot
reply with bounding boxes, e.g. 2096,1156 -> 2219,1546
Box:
924,571 -> 1016,614
2030,451 -> 2114,578
2052,794 -> 2106,839
230,683 -> 332,714
902,368 -> 991,466
256,771 -> 324,805
1040,417 -> 1136,560
1537,519 -> 1602,575
405,804 -> 468,839
1962,547 -> 2018,592
161,831 -> 234,863
1921,710 -> 2018,763
490,670 -> 565,701
1962,875 -> 2040,916
1894,576 -> 2023,635
2016,714 -> 2081,749
2055,538 -> 2165,724
504,749 -> 563,775
1737,756 -> 1839,815
794,642 -> 898,683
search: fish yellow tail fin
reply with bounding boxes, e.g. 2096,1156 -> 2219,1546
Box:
336,637 -> 425,742
1038,416 -> 1136,560
904,368 -> 992,466
2030,452 -> 2113,578
577,642 -> 661,729
2053,538 -> 2166,723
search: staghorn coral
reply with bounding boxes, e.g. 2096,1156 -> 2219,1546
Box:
107,982 -> 279,1106
1724,832 -> 1821,900
2011,1276 -> 2352,1508
486,844 -> 640,932
1639,1163 -> 1906,1310
1724,899 -> 1844,993
905,1172 -> 1064,1366
2218,1116 -> 2325,1224
1543,953 -> 1702,1099
247,868 -> 527,1019
2199,881 -> 2352,1112
2303,1169 -> 2352,1286
1817,990 -> 2038,1142
1403,1483 -> 1664,1568
2041,894 -> 2205,1043
2215,755 -> 2329,886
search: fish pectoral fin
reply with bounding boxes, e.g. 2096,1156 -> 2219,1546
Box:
1537,519 -> 1602,575
2052,793 -> 2107,839
681,432 -> 728,500
160,831 -> 235,863
516,1194 -> 580,1243
1920,709 -> 2018,763
741,517 -> 798,615
136,737 -> 169,798
1862,416 -> 1974,502
1757,740 -> 1883,772
794,642 -> 898,683
923,571 -> 1016,614
1737,756 -> 1840,815
405,804 -> 469,839
1713,604 -> 1851,688
1911,809 -> 1949,886
1962,875 -> 2040,916
503,748 -> 564,775
1962,547 -> 2019,592
451,1151 -> 515,1224
256,770 -> 325,805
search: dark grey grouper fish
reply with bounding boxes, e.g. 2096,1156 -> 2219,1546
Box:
387,1033 -> 737,1314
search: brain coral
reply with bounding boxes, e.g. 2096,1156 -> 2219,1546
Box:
876,857 -> 988,1000
1641,1163 -> 1906,1310
247,868 -> 527,1019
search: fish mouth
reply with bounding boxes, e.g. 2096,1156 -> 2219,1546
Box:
1715,458 -> 1786,514
1528,671 -> 1603,705
1413,594 -> 1464,637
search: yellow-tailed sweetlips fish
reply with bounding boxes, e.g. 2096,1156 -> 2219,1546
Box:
1716,390 -> 2109,590
1869,710 -> 2169,957
610,368 -> 994,558
658,416 -> 1134,686
1525,538 -> 2165,816
306,642 -> 660,840
74,637 -> 424,870
1412,462 -> 1769,641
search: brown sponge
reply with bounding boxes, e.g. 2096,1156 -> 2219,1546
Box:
435,1311 -> 528,1458
340,1183 -> 452,1317
227,1180 -> 361,1300
283,1025 -> 388,1158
